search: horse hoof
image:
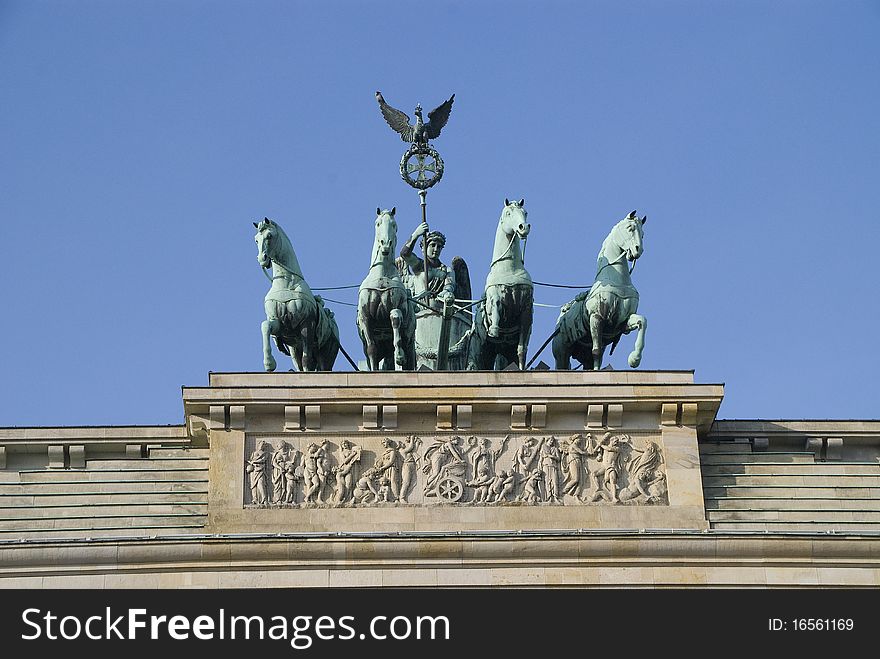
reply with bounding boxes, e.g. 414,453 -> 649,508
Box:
487,326 -> 499,338
264,357 -> 277,372
628,352 -> 641,368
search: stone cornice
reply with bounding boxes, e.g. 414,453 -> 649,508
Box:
1,532 -> 878,587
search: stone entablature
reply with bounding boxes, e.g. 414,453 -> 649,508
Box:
186,371 -> 722,533
4,532 -> 880,588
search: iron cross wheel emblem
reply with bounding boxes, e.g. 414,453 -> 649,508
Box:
400,144 -> 444,190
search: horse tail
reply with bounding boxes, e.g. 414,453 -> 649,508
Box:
466,300 -> 484,370
274,336 -> 291,356
390,308 -> 404,370
608,332 -> 622,356
315,296 -> 340,370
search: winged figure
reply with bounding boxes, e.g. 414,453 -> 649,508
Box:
376,91 -> 455,145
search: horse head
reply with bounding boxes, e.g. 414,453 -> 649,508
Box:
501,198 -> 530,240
254,217 -> 286,269
372,207 -> 398,267
607,210 -> 647,263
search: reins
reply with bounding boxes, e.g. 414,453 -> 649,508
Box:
261,257 -> 306,284
489,229 -> 529,268
595,247 -> 637,277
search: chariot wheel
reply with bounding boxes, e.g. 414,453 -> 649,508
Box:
437,476 -> 464,503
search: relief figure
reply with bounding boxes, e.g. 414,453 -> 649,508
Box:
304,440 -> 330,503
399,435 -> 422,503
562,433 -> 592,498
588,433 -> 630,503
246,441 -> 270,505
620,441 -> 666,503
539,436 -> 562,503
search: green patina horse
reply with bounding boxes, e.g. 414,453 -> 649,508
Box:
357,208 -> 416,370
552,211 -> 647,370
254,218 -> 340,372
467,199 -> 534,370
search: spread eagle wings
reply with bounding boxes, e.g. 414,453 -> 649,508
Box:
425,94 -> 455,139
376,92 -> 415,142
375,91 -> 455,142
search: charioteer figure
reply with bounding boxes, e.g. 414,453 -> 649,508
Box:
398,221 -> 471,370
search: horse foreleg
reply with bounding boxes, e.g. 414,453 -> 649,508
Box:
390,309 -> 404,371
261,318 -> 279,372
589,313 -> 604,370
625,314 -> 647,368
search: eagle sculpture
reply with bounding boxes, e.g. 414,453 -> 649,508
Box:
376,91 -> 455,145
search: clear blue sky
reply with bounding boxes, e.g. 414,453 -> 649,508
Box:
1,1 -> 878,426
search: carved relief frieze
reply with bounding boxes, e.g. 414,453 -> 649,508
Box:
243,432 -> 668,508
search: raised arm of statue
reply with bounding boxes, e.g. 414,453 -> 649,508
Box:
400,221 -> 430,270
493,435 -> 510,462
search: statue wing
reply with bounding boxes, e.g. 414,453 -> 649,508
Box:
425,94 -> 455,139
451,256 -> 471,301
376,91 -> 414,142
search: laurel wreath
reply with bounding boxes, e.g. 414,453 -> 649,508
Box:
399,144 -> 444,190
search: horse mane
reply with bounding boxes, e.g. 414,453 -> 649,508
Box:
269,221 -> 296,272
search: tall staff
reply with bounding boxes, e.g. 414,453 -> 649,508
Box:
375,91 -> 456,367
375,90 -> 454,266
418,189 -> 429,290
